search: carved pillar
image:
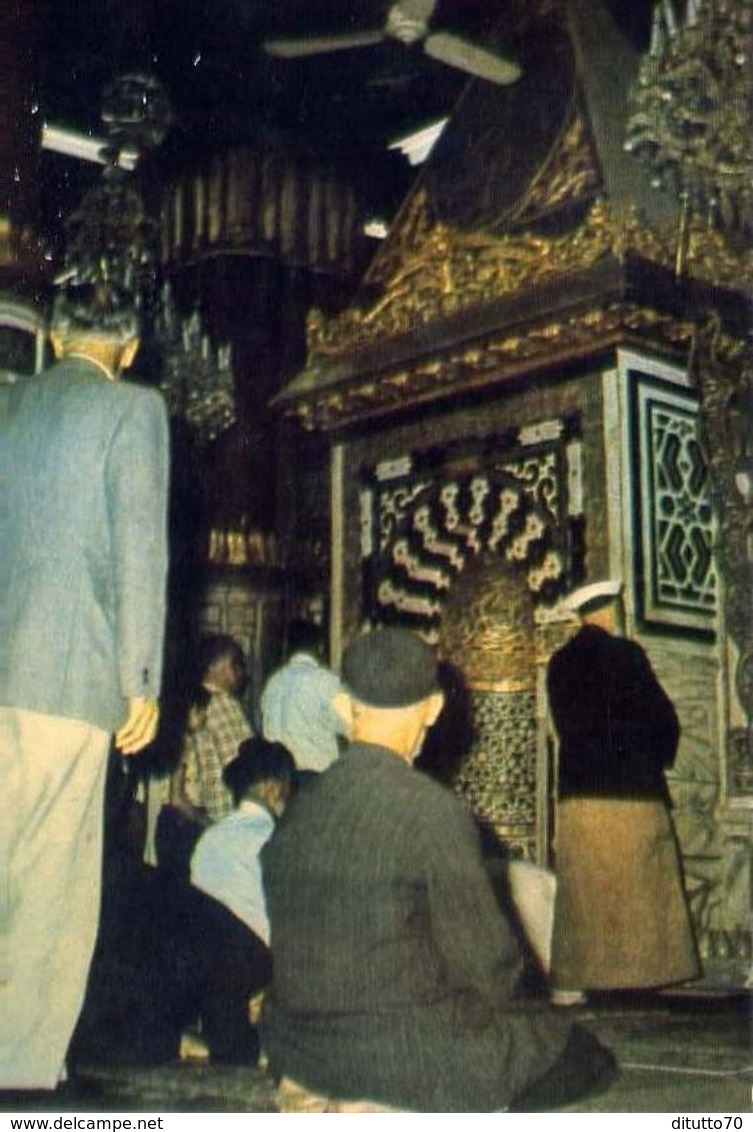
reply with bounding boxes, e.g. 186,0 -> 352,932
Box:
693,317 -> 753,980
694,319 -> 753,802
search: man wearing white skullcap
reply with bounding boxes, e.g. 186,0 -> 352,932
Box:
547,580 -> 699,1005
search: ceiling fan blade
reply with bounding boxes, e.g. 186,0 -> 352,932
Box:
423,31 -> 522,85
263,30 -> 386,58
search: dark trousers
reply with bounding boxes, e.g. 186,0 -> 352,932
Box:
70,853 -> 271,1068
198,895 -> 272,1065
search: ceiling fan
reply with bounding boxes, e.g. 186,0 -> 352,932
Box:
262,0 -> 522,86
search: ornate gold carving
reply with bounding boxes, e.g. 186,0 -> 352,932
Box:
625,0 -> 753,244
291,303 -> 695,431
306,199 -> 621,360
510,105 -> 602,226
304,197 -> 750,366
441,556 -> 536,689
364,188 -> 437,288
630,212 -> 753,291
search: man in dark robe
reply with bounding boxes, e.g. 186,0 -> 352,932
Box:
547,580 -> 700,1002
262,626 -> 617,1112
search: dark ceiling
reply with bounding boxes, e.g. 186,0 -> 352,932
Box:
39,1 -> 497,145
35,1 -> 656,247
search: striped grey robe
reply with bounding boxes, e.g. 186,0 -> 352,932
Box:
261,742 -> 570,1112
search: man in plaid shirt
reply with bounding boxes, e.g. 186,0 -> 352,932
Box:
175,635 -> 253,824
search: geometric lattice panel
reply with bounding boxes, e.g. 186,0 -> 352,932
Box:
453,689 -> 537,855
631,372 -> 717,633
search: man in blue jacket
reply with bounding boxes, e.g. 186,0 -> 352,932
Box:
0,283 -> 170,1090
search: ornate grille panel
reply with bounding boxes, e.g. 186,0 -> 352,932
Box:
360,421 -> 584,637
360,424 -> 582,855
453,689 -> 538,854
631,373 -> 717,633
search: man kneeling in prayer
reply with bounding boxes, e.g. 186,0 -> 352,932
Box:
70,739 -> 295,1070
261,626 -> 618,1113
190,737 -> 296,1064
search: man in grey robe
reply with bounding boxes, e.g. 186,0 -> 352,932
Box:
262,626 -> 617,1112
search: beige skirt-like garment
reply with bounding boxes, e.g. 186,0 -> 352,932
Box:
550,796 -> 701,991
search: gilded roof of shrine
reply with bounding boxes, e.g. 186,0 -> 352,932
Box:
276,0 -> 752,429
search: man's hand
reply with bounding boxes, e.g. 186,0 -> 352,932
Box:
116,696 -> 160,755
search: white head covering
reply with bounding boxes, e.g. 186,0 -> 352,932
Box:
562,579 -> 623,615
